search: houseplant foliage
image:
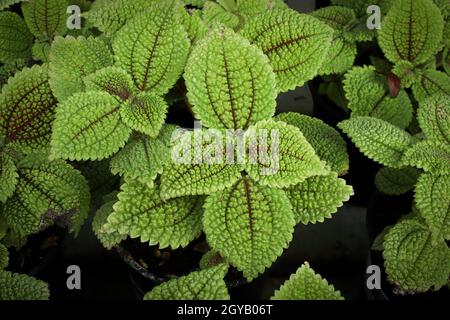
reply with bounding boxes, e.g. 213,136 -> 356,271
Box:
335,0 -> 450,295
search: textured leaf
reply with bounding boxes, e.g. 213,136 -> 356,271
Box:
32,42 -> 51,62
378,0 -> 444,66
0,151 -> 18,203
185,28 -> 277,130
318,37 -> 356,75
241,8 -> 333,92
179,9 -> 207,44
201,1 -> 239,29
412,70 -> 450,103
199,251 -> 225,270
203,176 -> 295,281
0,59 -> 26,86
375,167 -> 420,195
161,129 -> 242,199
3,152 -> 90,236
84,66 -> 134,100
402,140 -> 450,174
415,173 -> 450,241
119,93 -> 168,137
0,243 -> 8,269
92,200 -> 126,250
285,173 -> 353,225
244,120 -> 328,188
144,264 -> 230,300
235,0 -> 287,21
331,0 -> 392,16
51,91 -> 132,161
22,0 -> 68,40
271,263 -> 344,300
113,2 -> 190,95
49,36 -> 114,102
444,48 -> 450,75
275,113 -> 349,175
0,0 -> 25,10
344,66 -> 413,129
311,6 -> 356,31
417,94 -> 450,145
0,65 -> 57,151
110,134 -> 170,185
338,117 -> 414,168
0,270 -> 49,300
0,12 -> 33,63
105,180 -> 203,249
383,219 -> 450,293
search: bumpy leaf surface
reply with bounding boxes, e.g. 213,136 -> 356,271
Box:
344,66 -> 413,129
105,180 -> 203,249
244,120 -> 328,188
0,270 -> 49,300
375,167 -> 420,195
378,0 -> 444,66
0,65 -> 57,151
285,173 -> 353,225
0,151 -> 18,203
92,200 -> 126,250
49,36 -> 113,102
412,70 -> 450,103
0,243 -> 8,269
84,66 -> 134,100
241,8 -> 333,92
271,263 -> 344,300
144,264 -> 230,300
338,117 -> 414,168
22,0 -> 68,40
113,2 -> 190,95
402,140 -> 450,174
203,176 -> 295,280
417,94 -> 450,145
275,113 -> 349,175
185,28 -> 277,130
51,91 -> 131,161
201,1 -> 239,29
383,219 -> 450,293
32,42 -> 51,62
0,12 -> 33,63
415,174 -> 450,241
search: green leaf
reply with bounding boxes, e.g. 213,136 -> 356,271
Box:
105,180 -> 203,249
275,113 -> 349,175
311,6 -> 356,31
375,167 -> 420,195
285,173 -> 353,225
3,151 -> 90,236
199,251 -> 225,270
0,270 -> 49,300
144,264 -> 230,300
0,0 -> 25,10
402,140 -> 450,174
22,0 -> 68,40
202,1 -> 240,29
318,37 -> 356,75
0,65 -> 57,152
331,0 -> 392,16
51,91 -> 132,161
0,12 -> 33,63
244,120 -> 328,188
119,93 -> 168,138
412,70 -> 450,103
185,28 -> 277,130
160,129 -> 242,199
0,59 -> 26,86
49,36 -> 114,102
112,2 -> 190,95
179,9 -> 207,44
92,200 -> 126,250
378,0 -> 444,66
444,48 -> 450,75
84,66 -> 134,100
343,66 -> 413,129
32,42 -> 51,62
338,116 -> 414,168
417,94 -> 450,145
235,0 -> 287,21
415,173 -> 450,241
0,243 -> 8,269
203,176 -> 295,281
383,219 -> 450,293
271,262 -> 344,300
241,8 -> 333,92
110,134 -> 170,185
0,151 -> 18,203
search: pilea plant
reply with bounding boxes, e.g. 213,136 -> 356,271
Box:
335,0 -> 450,294
54,0 -> 358,299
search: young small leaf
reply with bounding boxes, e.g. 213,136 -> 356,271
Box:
92,200 -> 126,250
203,176 -> 295,281
0,12 -> 33,63
185,28 -> 277,130
375,167 -> 420,195
0,270 -> 49,300
22,0 -> 68,40
84,66 -> 134,100
241,8 -> 333,92
244,120 -> 328,188
144,264 -> 230,300
338,117 -> 414,168
383,219 -> 450,293
271,263 -> 344,300
51,91 -> 132,161
105,180 -> 203,249
417,94 -> 450,145
285,173 -> 353,225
